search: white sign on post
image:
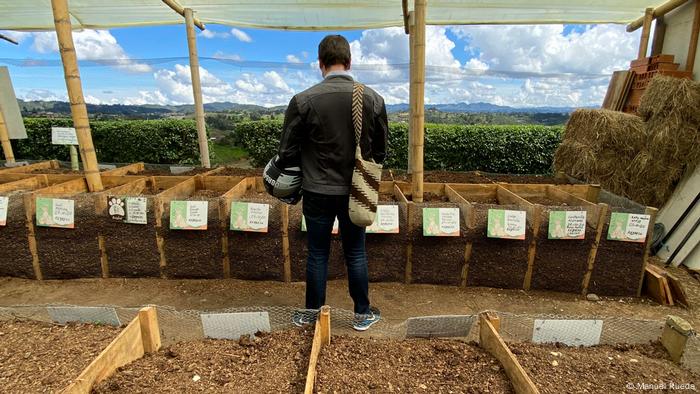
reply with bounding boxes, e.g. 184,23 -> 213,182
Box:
51,127 -> 79,145
0,196 -> 8,226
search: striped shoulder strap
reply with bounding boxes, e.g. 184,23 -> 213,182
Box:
352,82 -> 365,145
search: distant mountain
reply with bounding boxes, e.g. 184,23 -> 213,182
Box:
386,102 -> 577,114
18,99 -> 577,118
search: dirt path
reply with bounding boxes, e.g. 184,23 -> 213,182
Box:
0,271 -> 696,328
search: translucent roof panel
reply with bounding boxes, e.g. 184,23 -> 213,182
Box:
1,0 -> 667,31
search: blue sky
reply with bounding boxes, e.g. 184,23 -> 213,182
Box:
0,23 -> 640,107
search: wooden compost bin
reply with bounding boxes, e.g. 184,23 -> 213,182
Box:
29,176 -> 136,279
157,175 -> 244,278
222,177 -> 287,281
93,175 -> 193,278
449,184 -> 537,290
588,205 -> 657,297
0,176 -> 53,279
503,184 -> 609,294
397,182 -> 471,286
366,182 -> 408,283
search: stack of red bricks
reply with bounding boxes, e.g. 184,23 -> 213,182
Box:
623,54 -> 693,114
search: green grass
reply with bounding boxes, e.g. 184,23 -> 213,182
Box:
211,143 -> 249,165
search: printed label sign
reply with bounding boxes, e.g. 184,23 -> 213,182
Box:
423,207 -> 460,237
230,202 -> 270,232
548,211 -> 587,240
170,201 -> 208,230
51,127 -> 79,145
487,209 -> 526,240
108,196 -> 148,225
301,215 -> 339,235
0,196 -> 8,226
366,205 -> 400,234
607,212 -> 650,242
36,197 -> 75,228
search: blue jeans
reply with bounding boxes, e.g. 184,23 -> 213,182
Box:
303,191 -> 371,314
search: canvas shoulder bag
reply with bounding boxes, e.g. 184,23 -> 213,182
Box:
349,82 -> 382,227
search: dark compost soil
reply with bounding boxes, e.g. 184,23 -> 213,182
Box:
486,174 -> 570,184
409,202 -> 468,286
315,335 -> 514,393
100,197 -> 160,278
509,342 -> 699,394
162,191 -> 223,279
129,168 -> 212,176
384,170 -> 493,184
35,197 -> 102,279
467,205 -> 531,289
531,208 -> 596,293
30,168 -> 82,174
0,194 -> 35,278
588,208 -> 647,296
366,194 -> 407,283
288,204 -> 346,282
229,192 -> 284,281
93,328 -> 313,394
215,167 -> 262,177
0,320 -> 119,393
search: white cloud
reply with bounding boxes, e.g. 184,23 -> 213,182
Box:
200,29 -> 230,39
286,54 -> 302,63
213,51 -> 242,61
30,29 -> 151,73
18,89 -> 66,102
0,30 -> 32,44
230,28 -> 252,43
451,24 -> 639,75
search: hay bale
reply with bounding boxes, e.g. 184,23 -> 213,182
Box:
638,75 -> 700,123
563,109 -> 646,150
553,141 -> 596,179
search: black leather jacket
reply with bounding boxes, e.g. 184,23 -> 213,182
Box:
277,73 -> 388,195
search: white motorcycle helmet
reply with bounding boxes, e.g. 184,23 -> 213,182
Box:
263,155 -> 302,204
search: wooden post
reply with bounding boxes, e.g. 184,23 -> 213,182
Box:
69,145 -> 79,171
51,0 -> 103,192
410,0 -> 426,202
686,0 -> 700,72
627,0 -> 691,32
319,305 -> 331,346
138,306 -> 162,353
407,11 -> 415,175
651,16 -> 667,56
0,108 -> 15,163
638,8 -> 654,59
184,8 -> 211,169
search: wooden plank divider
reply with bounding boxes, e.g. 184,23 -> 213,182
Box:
0,160 -> 59,174
304,305 -> 331,394
62,306 -> 161,393
479,313 -> 540,394
581,203 -> 609,295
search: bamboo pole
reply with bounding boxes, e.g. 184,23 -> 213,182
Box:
51,0 -> 103,192
407,11 -> 415,174
686,0 -> 700,72
0,107 -> 15,163
184,8 -> 211,168
162,0 -> 206,30
638,8 -> 654,59
410,0 -> 426,203
628,0 -> 691,32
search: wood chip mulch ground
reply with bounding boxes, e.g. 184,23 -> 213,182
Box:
510,341 -> 699,393
0,320 -> 119,393
315,336 -> 514,393
93,328 -> 313,393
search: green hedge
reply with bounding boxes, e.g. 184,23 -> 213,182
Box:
236,120 -> 563,174
12,118 -> 204,164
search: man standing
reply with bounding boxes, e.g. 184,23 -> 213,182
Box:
276,35 -> 388,331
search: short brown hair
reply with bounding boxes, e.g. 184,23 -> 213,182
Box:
318,35 -> 351,69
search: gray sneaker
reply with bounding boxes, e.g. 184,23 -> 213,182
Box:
352,306 -> 381,331
292,309 -> 318,327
